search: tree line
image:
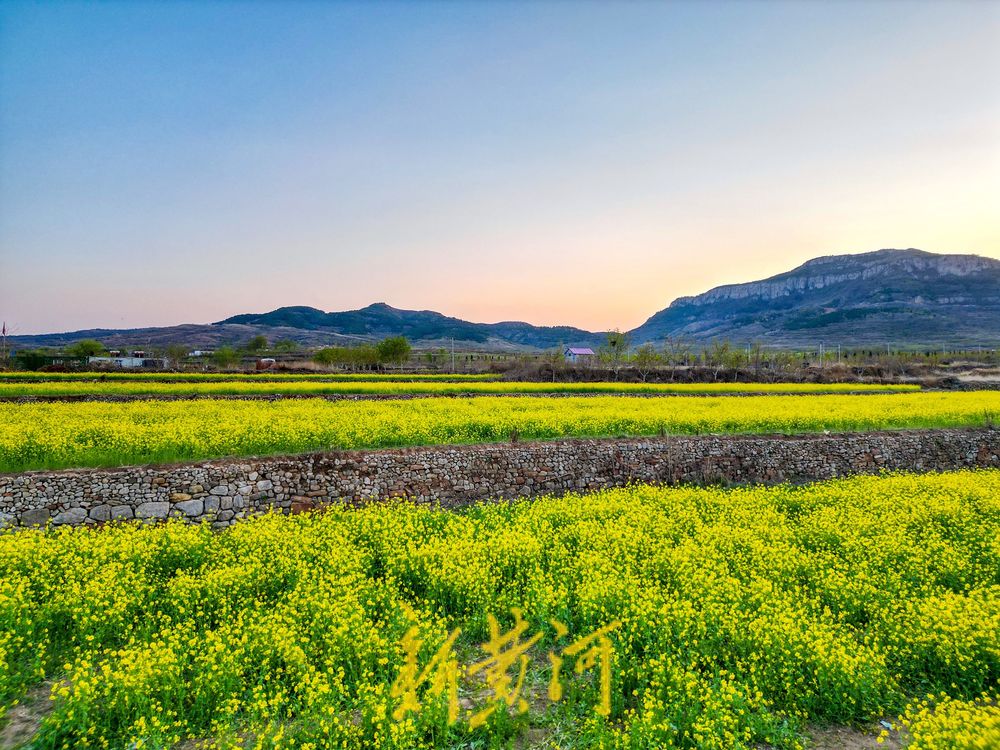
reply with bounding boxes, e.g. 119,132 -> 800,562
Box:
560,331 -> 1000,382
312,337 -> 412,370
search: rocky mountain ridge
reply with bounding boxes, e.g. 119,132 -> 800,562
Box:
672,250 -> 996,307
8,249 -> 999,350
630,249 -> 1000,346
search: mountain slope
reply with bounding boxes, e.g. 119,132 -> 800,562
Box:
217,303 -> 604,349
630,249 -> 1000,346
5,324 -> 367,351
8,249 -> 998,351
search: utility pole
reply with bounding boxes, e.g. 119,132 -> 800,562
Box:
451,338 -> 455,373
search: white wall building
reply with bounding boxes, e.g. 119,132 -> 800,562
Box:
563,347 -> 595,364
88,356 -> 167,369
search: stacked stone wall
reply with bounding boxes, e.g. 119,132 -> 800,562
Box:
1,429 -> 997,529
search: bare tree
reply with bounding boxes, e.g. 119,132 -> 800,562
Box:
705,340 -> 733,381
748,341 -> 764,380
165,344 -> 188,369
539,347 -> 565,382
0,321 -> 17,367
598,330 -> 631,381
663,336 -> 693,381
632,343 -> 661,382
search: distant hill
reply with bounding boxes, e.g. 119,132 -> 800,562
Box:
8,249 -> 999,351
217,302 -> 604,349
4,324 -> 367,352
631,249 -> 1000,347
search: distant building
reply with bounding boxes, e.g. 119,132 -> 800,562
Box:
189,350 -> 213,357
564,347 -> 595,364
14,353 -> 88,370
256,358 -> 276,370
88,355 -> 167,369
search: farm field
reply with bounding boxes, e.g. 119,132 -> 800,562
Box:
1,471 -> 997,749
0,372 -> 500,383
0,391 -> 997,473
0,379 -> 920,398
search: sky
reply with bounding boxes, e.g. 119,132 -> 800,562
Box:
1,1 -> 998,335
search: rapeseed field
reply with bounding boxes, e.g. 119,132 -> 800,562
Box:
0,391 -> 995,472
0,373 -> 499,384
0,471 -> 997,748
0,381 -> 917,398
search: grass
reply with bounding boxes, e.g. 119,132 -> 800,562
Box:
0,391 -> 994,472
1,471 -> 997,748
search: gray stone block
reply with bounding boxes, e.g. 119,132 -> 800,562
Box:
20,508 -> 50,527
135,502 -> 169,519
110,505 -> 135,521
53,507 -> 88,525
175,498 -> 204,517
89,504 -> 112,522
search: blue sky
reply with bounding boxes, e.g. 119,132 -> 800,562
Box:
1,0 -> 998,334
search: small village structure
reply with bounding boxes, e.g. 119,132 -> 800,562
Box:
88,352 -> 168,369
13,353 -> 89,370
563,347 -> 595,364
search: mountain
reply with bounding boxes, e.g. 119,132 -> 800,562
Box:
5,324 -> 367,351
8,249 -> 999,352
630,249 -> 1000,346
217,303 -> 604,349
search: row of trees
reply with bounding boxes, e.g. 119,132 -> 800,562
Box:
11,334 -> 412,372
313,336 -> 412,370
44,335 -> 302,370
11,330 -> 998,375
566,333 -> 827,381
208,337 -> 301,368
577,332 -> 1000,381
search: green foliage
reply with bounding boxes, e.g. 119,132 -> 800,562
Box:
13,350 -> 56,371
376,336 -> 412,368
314,344 -> 381,370
164,344 -> 188,367
245,335 -> 269,352
211,346 -> 240,368
312,347 -> 340,366
64,339 -> 105,358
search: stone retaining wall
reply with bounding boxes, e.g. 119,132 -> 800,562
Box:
1,428 -> 997,529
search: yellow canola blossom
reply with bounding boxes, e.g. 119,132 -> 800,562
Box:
0,380 -> 918,397
0,471 -> 997,748
0,371 -> 499,383
900,693 -> 1000,749
0,391 -> 995,472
